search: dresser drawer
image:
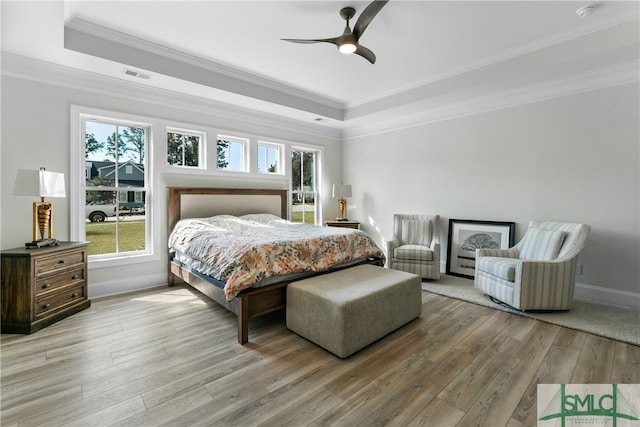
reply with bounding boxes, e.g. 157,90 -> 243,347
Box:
35,267 -> 85,297
35,284 -> 87,319
34,250 -> 86,278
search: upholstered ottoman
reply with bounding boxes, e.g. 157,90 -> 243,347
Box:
286,264 -> 421,358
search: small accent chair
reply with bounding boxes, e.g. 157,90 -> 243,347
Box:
387,214 -> 441,280
474,220 -> 590,311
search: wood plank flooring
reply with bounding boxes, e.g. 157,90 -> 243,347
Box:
1,285 -> 638,426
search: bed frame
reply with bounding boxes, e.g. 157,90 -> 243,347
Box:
168,187 -> 383,344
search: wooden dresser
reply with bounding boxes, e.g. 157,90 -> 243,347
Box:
1,241 -> 90,334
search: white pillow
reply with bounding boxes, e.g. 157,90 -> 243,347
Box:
519,228 -> 566,260
401,219 -> 431,246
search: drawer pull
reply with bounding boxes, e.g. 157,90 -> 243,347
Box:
72,293 -> 79,298
58,260 -> 65,264
71,275 -> 80,280
42,283 -> 51,289
42,303 -> 51,310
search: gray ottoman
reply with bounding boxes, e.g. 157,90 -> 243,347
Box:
286,264 -> 422,358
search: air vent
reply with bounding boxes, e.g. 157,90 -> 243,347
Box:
123,68 -> 152,80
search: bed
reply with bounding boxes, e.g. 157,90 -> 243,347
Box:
167,187 -> 385,344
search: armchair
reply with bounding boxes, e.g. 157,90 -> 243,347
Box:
474,220 -> 590,310
388,214 -> 441,280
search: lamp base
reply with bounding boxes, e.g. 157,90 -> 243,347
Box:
337,198 -> 348,221
25,238 -> 59,249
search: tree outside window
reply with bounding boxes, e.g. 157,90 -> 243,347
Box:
167,131 -> 200,167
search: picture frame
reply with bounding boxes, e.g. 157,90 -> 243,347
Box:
446,219 -> 516,279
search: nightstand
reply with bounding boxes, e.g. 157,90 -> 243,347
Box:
325,220 -> 360,229
1,241 -> 91,334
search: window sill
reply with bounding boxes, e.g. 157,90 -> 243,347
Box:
88,251 -> 159,270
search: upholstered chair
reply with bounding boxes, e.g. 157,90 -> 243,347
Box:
474,220 -> 590,311
387,214 -> 441,280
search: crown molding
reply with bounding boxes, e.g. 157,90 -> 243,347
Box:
348,15 -> 640,109
1,52 -> 342,141
342,60 -> 639,140
3,52 -> 637,143
65,18 -> 345,112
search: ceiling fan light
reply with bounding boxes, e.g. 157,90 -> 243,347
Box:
339,42 -> 357,54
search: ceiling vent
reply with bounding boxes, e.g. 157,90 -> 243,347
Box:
123,68 -> 152,80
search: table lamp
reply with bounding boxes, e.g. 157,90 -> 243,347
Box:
13,167 -> 66,248
332,184 -> 352,220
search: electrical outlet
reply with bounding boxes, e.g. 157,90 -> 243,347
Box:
577,264 -> 583,275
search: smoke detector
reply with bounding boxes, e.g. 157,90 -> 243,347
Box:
576,4 -> 597,18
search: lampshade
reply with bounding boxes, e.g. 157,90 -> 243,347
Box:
332,184 -> 352,198
13,169 -> 66,198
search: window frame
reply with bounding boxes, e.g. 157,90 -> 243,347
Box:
216,134 -> 248,172
166,127 -> 206,169
71,106 -> 156,269
257,140 -> 284,175
290,146 -> 322,225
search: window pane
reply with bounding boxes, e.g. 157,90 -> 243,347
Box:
291,149 -> 317,224
217,137 -> 244,170
117,191 -> 146,253
85,120 -> 148,257
258,143 -> 280,173
167,131 -> 200,167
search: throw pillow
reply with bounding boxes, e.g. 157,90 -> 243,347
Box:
519,228 -> 566,260
401,219 -> 431,246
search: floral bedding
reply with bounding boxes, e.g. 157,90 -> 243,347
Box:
168,213 -> 386,301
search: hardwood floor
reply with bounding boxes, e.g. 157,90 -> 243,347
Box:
1,285 -> 638,426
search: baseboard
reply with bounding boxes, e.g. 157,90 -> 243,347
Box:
88,272 -> 168,299
437,261 -> 639,310
574,282 -> 640,309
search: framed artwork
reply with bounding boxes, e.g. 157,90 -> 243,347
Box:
446,219 -> 515,279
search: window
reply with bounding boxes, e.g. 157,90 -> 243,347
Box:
257,141 -> 281,174
217,136 -> 246,171
167,129 -> 202,168
291,148 -> 318,224
82,118 -> 149,259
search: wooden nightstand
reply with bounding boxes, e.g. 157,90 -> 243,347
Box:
1,242 -> 91,334
325,220 -> 360,230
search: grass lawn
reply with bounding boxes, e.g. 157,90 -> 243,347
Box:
291,211 -> 315,224
86,219 -> 145,255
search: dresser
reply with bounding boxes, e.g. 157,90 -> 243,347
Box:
1,242 -> 91,334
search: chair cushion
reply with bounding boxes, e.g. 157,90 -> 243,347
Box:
394,244 -> 434,261
476,257 -> 519,282
401,219 -> 431,246
519,228 -> 566,260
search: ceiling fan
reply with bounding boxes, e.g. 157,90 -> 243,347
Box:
282,0 -> 389,64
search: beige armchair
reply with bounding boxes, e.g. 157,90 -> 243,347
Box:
388,214 -> 440,280
474,220 -> 590,310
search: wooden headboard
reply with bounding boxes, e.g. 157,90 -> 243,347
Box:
168,187 -> 288,234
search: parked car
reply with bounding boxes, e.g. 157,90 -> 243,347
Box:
86,204 -> 117,222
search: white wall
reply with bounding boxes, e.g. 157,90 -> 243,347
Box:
1,76 -> 342,297
343,83 -> 640,307
2,75 -> 638,307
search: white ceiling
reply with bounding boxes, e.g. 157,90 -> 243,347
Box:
2,1 -> 639,135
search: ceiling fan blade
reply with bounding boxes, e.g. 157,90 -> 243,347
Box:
281,37 -> 338,46
353,0 -> 389,39
355,44 -> 376,64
